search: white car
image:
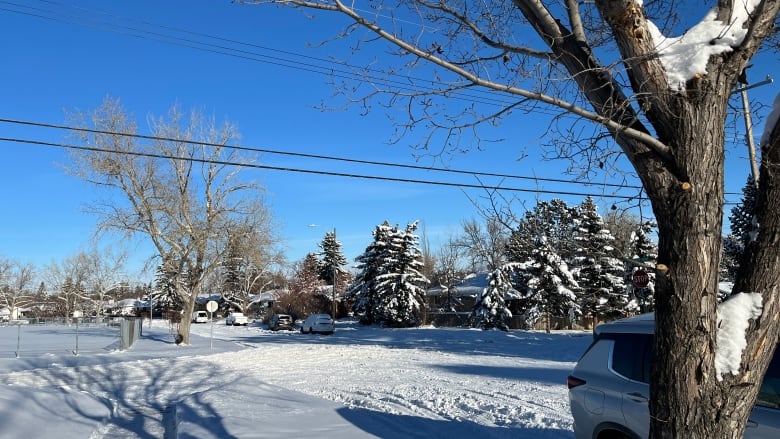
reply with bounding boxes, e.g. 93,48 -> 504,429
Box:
300,313 -> 335,334
191,311 -> 209,324
225,312 -> 249,326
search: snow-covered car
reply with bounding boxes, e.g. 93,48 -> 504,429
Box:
191,311 -> 209,324
269,314 -> 294,331
225,312 -> 249,326
300,313 -> 335,334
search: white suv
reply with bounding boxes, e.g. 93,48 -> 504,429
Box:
567,313 -> 780,439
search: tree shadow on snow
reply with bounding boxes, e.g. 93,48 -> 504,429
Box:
431,363 -> 572,386
338,406 -> 574,439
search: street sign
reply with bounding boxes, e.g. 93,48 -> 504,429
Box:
632,269 -> 650,288
206,300 -> 218,313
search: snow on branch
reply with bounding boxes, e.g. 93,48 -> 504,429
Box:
645,0 -> 761,89
715,292 -> 763,381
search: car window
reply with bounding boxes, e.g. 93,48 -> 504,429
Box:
609,333 -> 652,383
757,349 -> 780,409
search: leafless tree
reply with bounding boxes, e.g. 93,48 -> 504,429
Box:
455,217 -> 508,271
43,252 -> 89,318
432,236 -> 467,311
81,245 -> 128,320
0,257 -> 35,320
243,1 -> 780,436
221,219 -> 286,315
68,98 -> 269,344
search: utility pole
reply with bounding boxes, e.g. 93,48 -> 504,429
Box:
734,72 -> 773,189
332,228 -> 337,320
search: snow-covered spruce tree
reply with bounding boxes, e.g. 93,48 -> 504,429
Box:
318,230 -> 348,286
152,260 -> 183,315
472,266 -> 515,331
519,236 -> 579,333
374,221 -> 429,327
574,197 -> 630,323
347,222 -> 392,325
506,199 -> 580,328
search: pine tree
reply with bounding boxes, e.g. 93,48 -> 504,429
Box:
506,199 -> 579,329
472,267 -> 514,331
519,236 -> 579,332
574,197 -> 629,323
318,231 -> 348,285
152,262 -> 182,314
374,221 -> 429,327
347,222 -> 392,325
349,221 -> 429,327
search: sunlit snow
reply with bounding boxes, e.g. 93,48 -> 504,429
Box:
0,319 -> 590,438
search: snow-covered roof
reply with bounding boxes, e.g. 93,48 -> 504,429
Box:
426,272 -> 489,297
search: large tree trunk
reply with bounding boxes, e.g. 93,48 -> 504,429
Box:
646,94 -> 739,437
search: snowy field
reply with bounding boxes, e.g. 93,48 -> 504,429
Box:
0,319 -> 592,438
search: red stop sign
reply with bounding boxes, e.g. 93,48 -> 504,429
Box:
632,269 -> 649,288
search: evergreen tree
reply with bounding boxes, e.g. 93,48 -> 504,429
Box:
518,236 -> 579,332
347,222 -> 392,325
472,266 -> 514,331
506,199 -> 579,328
574,197 -> 629,323
348,221 -> 429,327
152,261 -> 182,314
374,221 -> 429,327
318,231 -> 348,285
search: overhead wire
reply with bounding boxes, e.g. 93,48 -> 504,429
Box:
0,117 -> 642,191
0,135 -> 646,200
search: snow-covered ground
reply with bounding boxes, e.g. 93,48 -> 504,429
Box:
0,319 -> 591,438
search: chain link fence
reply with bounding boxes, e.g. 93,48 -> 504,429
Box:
0,317 -> 143,358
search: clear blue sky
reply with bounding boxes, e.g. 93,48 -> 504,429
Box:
0,1 -> 776,280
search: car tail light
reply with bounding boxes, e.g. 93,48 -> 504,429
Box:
567,375 -> 586,389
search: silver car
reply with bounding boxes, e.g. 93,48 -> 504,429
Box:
567,313 -> 780,439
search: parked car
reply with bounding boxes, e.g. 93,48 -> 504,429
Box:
567,313 -> 780,439
192,311 -> 209,324
225,312 -> 249,326
300,313 -> 335,334
269,314 -> 294,331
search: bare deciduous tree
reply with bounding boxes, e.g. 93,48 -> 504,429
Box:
243,1 -> 780,436
455,217 -> 508,271
68,97 -> 269,344
0,257 -> 35,320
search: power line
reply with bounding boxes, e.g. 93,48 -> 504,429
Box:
0,117 -> 644,191
0,135 -> 648,201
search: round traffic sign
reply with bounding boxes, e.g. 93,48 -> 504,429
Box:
632,269 -> 650,288
206,300 -> 218,313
